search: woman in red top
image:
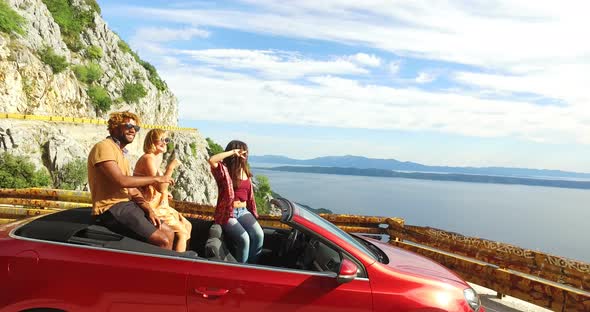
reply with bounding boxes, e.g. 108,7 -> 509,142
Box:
209,140 -> 263,263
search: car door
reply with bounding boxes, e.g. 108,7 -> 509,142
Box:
10,242 -> 191,312
186,258 -> 373,312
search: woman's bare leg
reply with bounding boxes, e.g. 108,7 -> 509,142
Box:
174,233 -> 189,252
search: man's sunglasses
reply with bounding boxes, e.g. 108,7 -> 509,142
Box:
122,123 -> 140,132
161,137 -> 170,143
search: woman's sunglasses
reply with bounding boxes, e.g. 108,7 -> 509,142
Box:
160,137 -> 170,143
122,123 -> 141,132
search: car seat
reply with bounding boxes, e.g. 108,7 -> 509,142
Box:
205,224 -> 237,262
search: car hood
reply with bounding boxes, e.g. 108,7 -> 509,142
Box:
366,237 -> 466,285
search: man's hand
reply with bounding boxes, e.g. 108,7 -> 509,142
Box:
155,176 -> 174,185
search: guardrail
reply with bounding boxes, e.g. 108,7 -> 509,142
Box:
0,112 -> 196,132
0,187 -> 588,311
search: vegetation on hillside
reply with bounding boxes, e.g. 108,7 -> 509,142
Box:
139,60 -> 167,91
0,153 -> 51,188
39,47 -> 69,73
55,158 -> 87,190
41,0 -> 99,51
206,138 -> 224,156
166,141 -> 175,153
254,175 -> 272,215
0,0 -> 25,36
72,61 -> 114,112
73,63 -> 102,84
122,82 -> 147,103
85,45 -> 102,60
118,38 -> 168,92
87,85 -> 111,112
189,142 -> 197,157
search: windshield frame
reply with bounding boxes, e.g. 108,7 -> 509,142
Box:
293,203 -> 378,261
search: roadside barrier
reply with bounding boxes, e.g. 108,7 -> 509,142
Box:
0,112 -> 196,132
1,187 -> 588,311
386,223 -> 590,311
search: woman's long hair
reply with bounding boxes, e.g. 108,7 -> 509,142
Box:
223,140 -> 252,189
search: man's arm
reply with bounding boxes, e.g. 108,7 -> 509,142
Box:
95,160 -> 173,188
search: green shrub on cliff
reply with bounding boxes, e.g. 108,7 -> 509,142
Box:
84,0 -> 101,15
39,47 -> 68,73
42,0 -> 97,51
117,39 -> 140,62
122,82 -> 147,103
117,36 -> 168,91
55,158 -> 87,190
0,0 -> 25,36
206,138 -> 224,157
73,63 -> 102,84
254,175 -> 272,215
139,60 -> 167,91
87,85 -> 111,112
86,45 -> 102,60
189,142 -> 197,157
0,153 -> 51,188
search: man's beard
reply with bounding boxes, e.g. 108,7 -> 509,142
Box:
115,132 -> 134,145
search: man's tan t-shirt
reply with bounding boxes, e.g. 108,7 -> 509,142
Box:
87,138 -> 131,215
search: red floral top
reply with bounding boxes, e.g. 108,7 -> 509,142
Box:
211,162 -> 258,225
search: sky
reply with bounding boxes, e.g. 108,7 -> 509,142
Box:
98,0 -> 590,173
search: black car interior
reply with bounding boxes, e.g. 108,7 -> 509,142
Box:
13,208 -> 342,274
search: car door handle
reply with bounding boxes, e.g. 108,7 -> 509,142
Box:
194,287 -> 229,299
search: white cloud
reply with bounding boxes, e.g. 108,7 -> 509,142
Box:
174,49 -> 369,79
134,27 -> 209,42
389,61 -> 401,75
160,64 -> 590,146
118,1 -> 590,70
114,1 -> 590,147
415,72 -> 436,83
348,53 -> 381,67
453,66 -> 590,108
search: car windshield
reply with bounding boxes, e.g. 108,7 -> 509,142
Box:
295,203 -> 377,261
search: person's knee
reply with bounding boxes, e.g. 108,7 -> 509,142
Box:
149,230 -> 171,249
177,232 -> 189,241
235,232 -> 250,248
254,228 -> 264,246
245,223 -> 264,245
161,223 -> 174,239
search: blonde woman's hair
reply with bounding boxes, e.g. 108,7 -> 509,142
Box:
107,111 -> 140,135
143,129 -> 167,154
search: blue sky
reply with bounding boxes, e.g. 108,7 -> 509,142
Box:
98,0 -> 590,172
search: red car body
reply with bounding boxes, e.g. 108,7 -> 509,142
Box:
0,198 -> 483,312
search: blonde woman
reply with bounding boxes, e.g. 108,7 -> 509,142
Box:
134,129 -> 192,252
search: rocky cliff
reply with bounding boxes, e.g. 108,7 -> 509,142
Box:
0,0 -> 217,204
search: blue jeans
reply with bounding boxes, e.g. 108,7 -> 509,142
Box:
222,207 -> 264,263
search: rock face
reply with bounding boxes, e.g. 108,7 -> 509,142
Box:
0,0 -> 217,205
1,0 -> 177,124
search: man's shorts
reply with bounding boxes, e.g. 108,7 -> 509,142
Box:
94,201 -> 157,241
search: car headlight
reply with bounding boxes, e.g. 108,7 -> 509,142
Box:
463,288 -> 481,311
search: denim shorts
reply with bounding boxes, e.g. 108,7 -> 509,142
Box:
233,207 -> 249,218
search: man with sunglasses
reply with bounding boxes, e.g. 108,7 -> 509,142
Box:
87,111 -> 175,250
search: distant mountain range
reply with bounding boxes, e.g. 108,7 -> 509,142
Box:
249,155 -> 590,180
261,166 -> 590,190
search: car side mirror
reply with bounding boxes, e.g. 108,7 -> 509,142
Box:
336,258 -> 358,284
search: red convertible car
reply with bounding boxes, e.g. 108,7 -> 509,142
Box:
0,198 -> 483,312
